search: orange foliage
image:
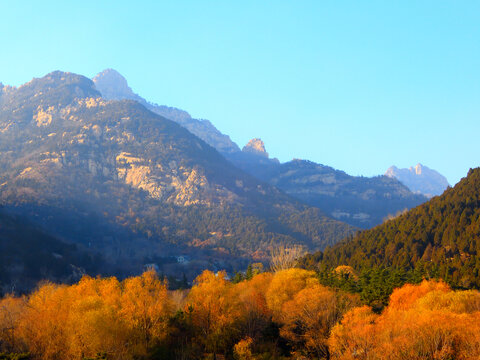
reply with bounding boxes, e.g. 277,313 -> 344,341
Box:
387,279 -> 450,311
187,270 -> 241,354
232,272 -> 273,338
233,337 -> 254,360
4,271 -> 480,360
265,268 -> 317,319
0,271 -> 173,360
329,280 -> 480,360
0,295 -> 26,353
281,285 -> 360,358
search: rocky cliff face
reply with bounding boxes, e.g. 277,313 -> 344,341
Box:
0,71 -> 355,272
385,164 -> 450,198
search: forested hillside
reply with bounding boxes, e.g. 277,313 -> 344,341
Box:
300,168 -> 480,296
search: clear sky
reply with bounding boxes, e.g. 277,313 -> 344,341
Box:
1,1 -> 479,185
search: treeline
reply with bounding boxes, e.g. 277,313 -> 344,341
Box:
0,269 -> 357,360
300,168 -> 480,291
2,270 -> 480,359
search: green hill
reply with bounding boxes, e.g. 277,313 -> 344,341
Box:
300,168 -> 480,297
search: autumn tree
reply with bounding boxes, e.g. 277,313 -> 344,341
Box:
186,270 -> 240,356
281,285 -> 359,359
329,280 -> 480,360
265,268 -> 317,319
120,270 -> 174,353
0,295 -> 25,353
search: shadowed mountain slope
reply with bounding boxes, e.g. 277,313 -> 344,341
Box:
0,208 -> 101,294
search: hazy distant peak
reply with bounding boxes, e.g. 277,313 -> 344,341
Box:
93,69 -> 128,86
242,138 -> 269,158
92,69 -> 142,102
386,163 -> 450,198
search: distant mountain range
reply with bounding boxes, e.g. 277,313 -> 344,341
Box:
385,163 -> 450,198
92,69 -> 429,228
236,153 -> 428,228
0,71 -> 355,283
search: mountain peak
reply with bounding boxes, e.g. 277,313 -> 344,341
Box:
385,163 -> 449,198
92,69 -> 141,101
242,138 -> 269,158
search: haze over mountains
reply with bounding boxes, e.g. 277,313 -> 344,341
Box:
385,163 -> 450,198
92,69 -> 431,228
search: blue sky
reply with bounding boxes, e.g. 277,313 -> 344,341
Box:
1,1 -> 479,184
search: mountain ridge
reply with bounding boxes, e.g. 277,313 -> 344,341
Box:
93,69 -> 240,154
91,69 -> 429,228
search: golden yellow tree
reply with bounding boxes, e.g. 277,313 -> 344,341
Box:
120,269 -> 174,354
0,294 -> 25,353
281,285 -> 359,359
265,268 -> 318,320
187,270 -> 240,356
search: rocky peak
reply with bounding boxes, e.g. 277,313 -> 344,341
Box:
385,163 -> 450,198
242,138 -> 269,158
93,69 -> 142,102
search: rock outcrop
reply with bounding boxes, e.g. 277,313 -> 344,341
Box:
242,138 -> 269,158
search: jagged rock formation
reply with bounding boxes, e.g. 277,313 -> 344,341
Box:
93,69 -> 240,154
385,163 -> 450,198
242,138 -> 269,158
0,71 -> 355,275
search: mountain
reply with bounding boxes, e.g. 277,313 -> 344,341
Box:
385,163 -> 450,198
91,69 -> 427,229
300,168 -> 480,289
0,71 -> 355,277
229,141 -> 427,228
0,208 -> 101,294
93,69 -> 240,154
